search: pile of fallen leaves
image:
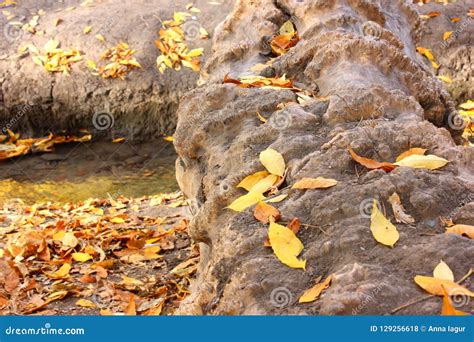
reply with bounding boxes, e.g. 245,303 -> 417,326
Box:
0,192 -> 197,315
30,39 -> 83,74
89,42 -> 142,80
155,10 -> 206,73
459,100 -> 474,142
0,130 -> 91,161
224,74 -> 298,90
270,20 -> 300,56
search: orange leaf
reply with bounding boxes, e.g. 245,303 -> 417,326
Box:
414,276 -> 474,297
292,177 -> 337,190
348,147 -> 397,172
254,201 -> 281,224
299,274 -> 333,303
441,286 -> 468,315
445,224 -> 474,239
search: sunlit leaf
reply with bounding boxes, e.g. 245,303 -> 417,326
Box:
268,220 -> 306,269
370,199 -> 399,247
227,192 -> 265,212
292,177 -> 337,190
433,260 -> 454,281
259,148 -> 285,176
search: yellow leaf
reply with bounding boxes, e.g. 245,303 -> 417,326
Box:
44,39 -> 59,52
259,148 -> 285,176
393,154 -> 448,170
257,111 -> 267,123
187,48 -> 203,58
110,217 -> 125,224
53,230 -> 65,241
112,137 -> 125,143
292,177 -> 337,190
237,171 -> 269,191
86,59 -> 96,69
76,299 -> 97,308
72,252 -> 93,262
414,276 -> 474,297
95,34 -> 105,42
437,75 -> 452,84
459,100 -> 474,110
299,274 -> 333,303
266,194 -> 288,203
416,47 -> 434,61
370,200 -> 399,247
443,31 -> 453,41
433,260 -> 454,281
249,174 -> 279,194
268,221 -> 306,269
83,25 -> 92,34
395,147 -> 427,162
227,192 -> 265,212
45,263 -> 71,279
279,20 -> 295,35
62,231 -> 79,248
121,275 -> 144,286
163,136 -> 174,142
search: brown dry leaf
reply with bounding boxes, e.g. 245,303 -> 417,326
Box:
54,18 -> 63,26
299,274 -> 333,303
348,147 -> 396,172
254,201 -> 280,224
414,276 -> 474,297
395,147 -> 427,162
292,177 -> 337,190
445,224 -> 474,239
171,256 -> 199,277
388,193 -> 414,224
270,20 -> 299,56
124,294 -> 136,315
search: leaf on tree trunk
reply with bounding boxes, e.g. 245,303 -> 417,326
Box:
254,202 -> 280,224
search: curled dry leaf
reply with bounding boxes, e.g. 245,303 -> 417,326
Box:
254,202 -> 280,224
445,224 -> 474,239
268,220 -> 306,269
388,193 -> 414,224
348,147 -> 396,172
299,274 -> 333,303
291,177 -> 337,190
370,200 -> 399,247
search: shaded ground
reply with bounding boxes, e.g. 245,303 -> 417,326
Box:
0,139 -> 178,205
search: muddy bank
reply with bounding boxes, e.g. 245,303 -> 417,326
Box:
173,0 -> 474,315
0,0 -> 234,140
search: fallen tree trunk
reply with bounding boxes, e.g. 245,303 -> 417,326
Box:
174,0 -> 474,314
